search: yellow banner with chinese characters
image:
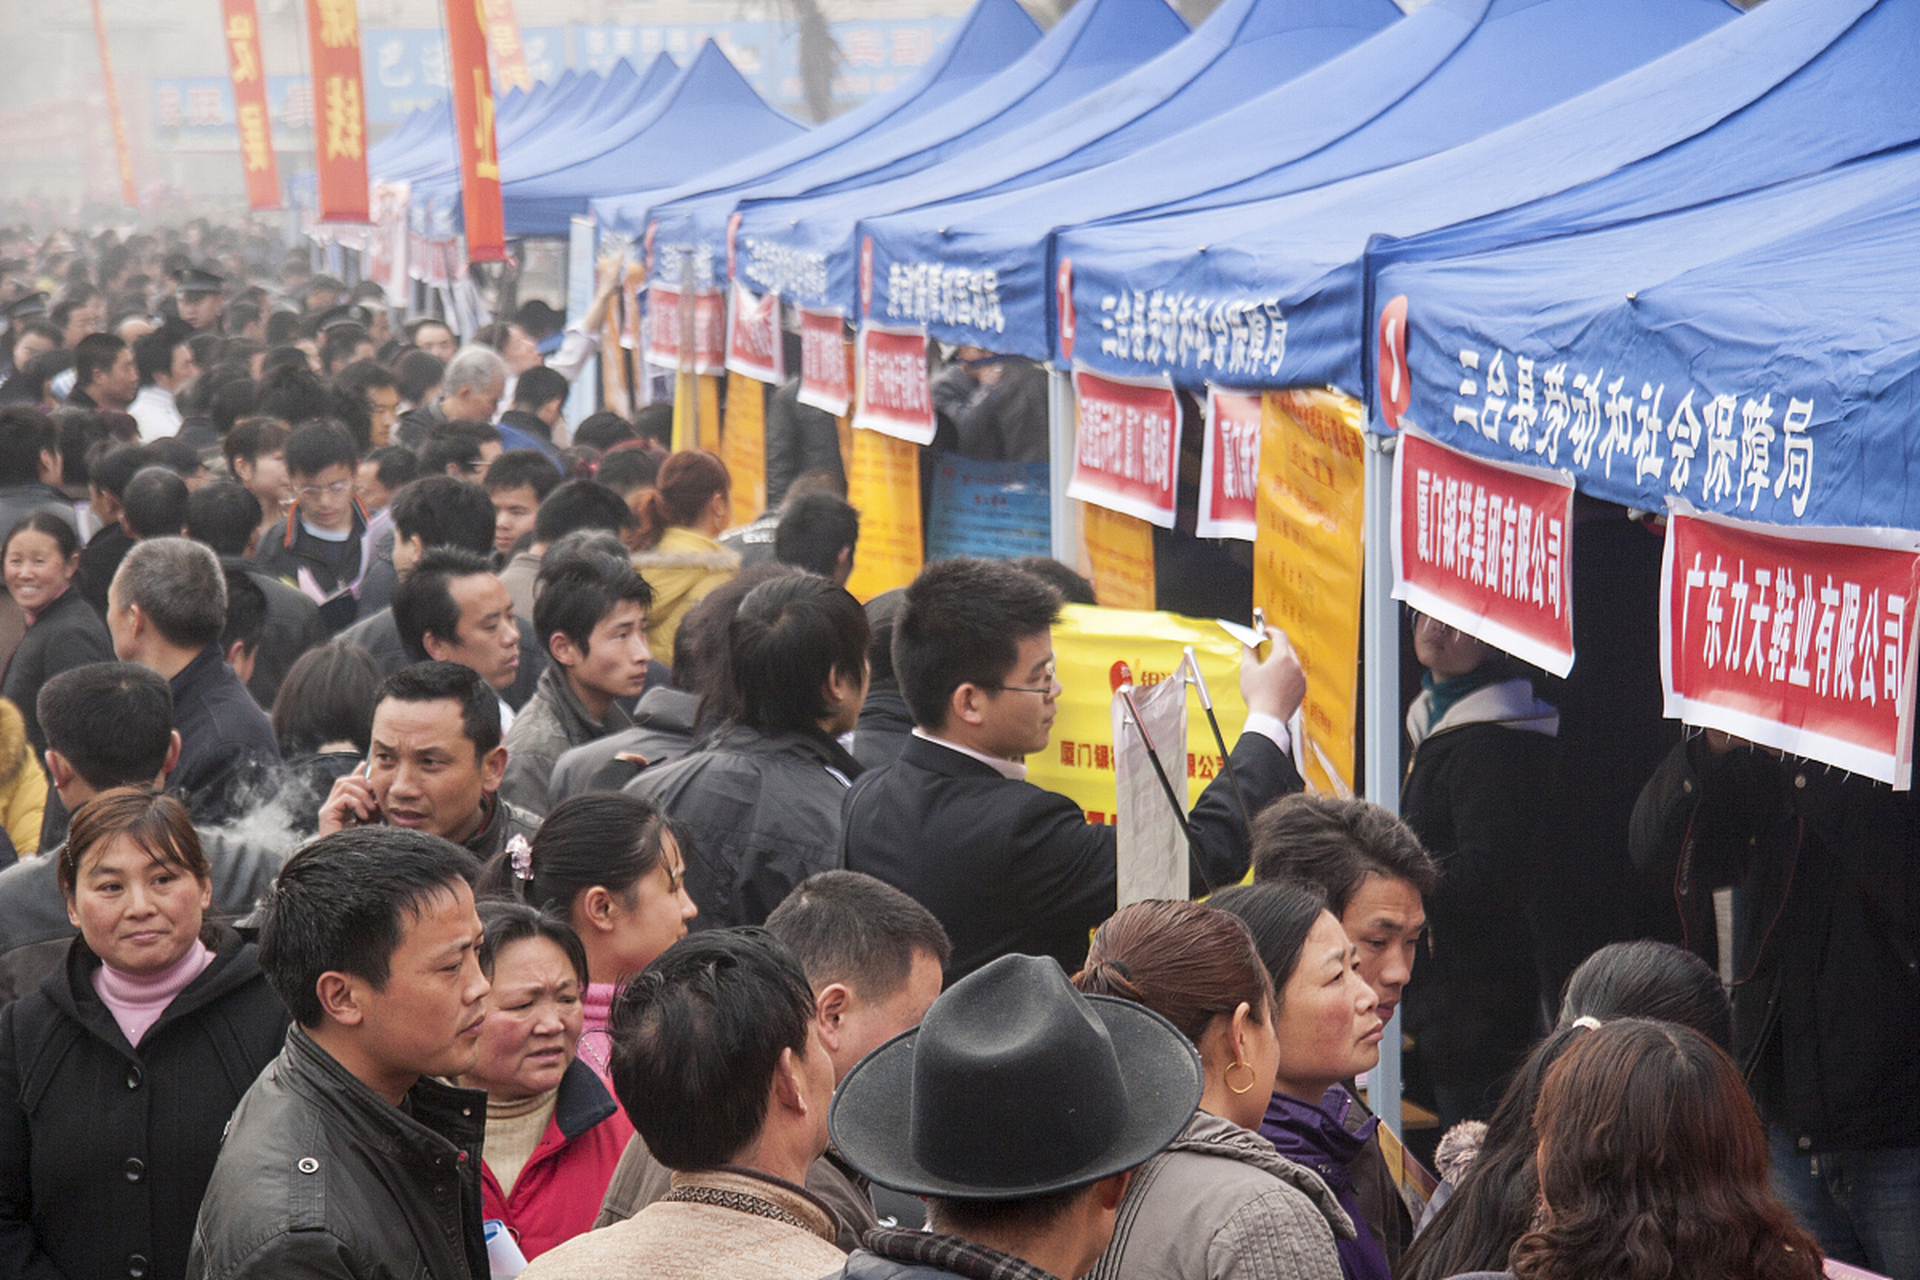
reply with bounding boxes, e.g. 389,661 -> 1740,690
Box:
1255,388 -> 1366,797
843,426 -> 922,602
671,372 -> 720,454
1081,502 -> 1156,609
1026,603 -> 1250,829
722,371 -> 768,524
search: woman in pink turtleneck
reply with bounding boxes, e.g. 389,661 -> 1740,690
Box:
478,791 -> 696,1077
0,788 -> 289,1280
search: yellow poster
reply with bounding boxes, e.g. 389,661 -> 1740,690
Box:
842,426 -> 922,602
1080,503 -> 1156,609
1026,603 -> 1251,829
672,372 -> 721,454
1256,388 -> 1366,797
721,370 -> 768,524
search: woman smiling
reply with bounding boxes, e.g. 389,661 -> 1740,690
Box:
2,511 -> 112,753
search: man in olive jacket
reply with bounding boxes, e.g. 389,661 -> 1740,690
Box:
186,827 -> 491,1280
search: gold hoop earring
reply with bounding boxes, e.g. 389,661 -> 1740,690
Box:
1225,1060 -> 1257,1095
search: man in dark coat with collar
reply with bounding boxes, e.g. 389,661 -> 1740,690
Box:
841,558 -> 1307,981
318,661 -> 538,865
186,826 -> 491,1280
187,481 -> 329,708
108,538 -> 282,828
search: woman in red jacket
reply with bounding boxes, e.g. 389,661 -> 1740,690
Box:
462,899 -> 636,1260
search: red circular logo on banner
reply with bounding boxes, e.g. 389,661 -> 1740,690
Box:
726,212 -> 741,281
1378,294 -> 1410,431
1109,660 -> 1133,693
859,237 -> 874,320
1057,258 -> 1076,362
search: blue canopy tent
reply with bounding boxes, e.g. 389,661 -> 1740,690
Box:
730,0 -> 1400,308
623,0 -> 1189,288
591,0 -> 1042,266
1376,142 -> 1920,531
1055,0 -> 1920,395
493,41 -> 808,237
856,0 -> 1736,360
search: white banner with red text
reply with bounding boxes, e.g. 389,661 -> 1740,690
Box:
798,306 -> 850,415
852,322 -> 935,445
724,281 -> 784,385
1392,428 -> 1576,678
1068,364 -> 1181,529
643,284 -> 723,375
1198,386 -> 1261,540
1661,505 -> 1920,788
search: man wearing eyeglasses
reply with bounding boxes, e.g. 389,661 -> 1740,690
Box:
253,420 -> 373,634
842,558 -> 1308,980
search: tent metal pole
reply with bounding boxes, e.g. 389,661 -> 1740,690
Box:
1362,429 -> 1404,1139
1047,365 -> 1079,563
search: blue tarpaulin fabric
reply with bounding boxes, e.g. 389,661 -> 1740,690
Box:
859,0 -> 1735,361
730,0 -> 1398,310
1056,0 -> 1920,398
1377,142 -> 1920,530
591,0 -> 1041,271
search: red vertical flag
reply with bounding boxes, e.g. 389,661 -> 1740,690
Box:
88,0 -> 137,206
305,0 -> 369,222
445,0 -> 507,263
481,0 -> 533,94
222,0 -> 280,210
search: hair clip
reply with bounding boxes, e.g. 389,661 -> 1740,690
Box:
507,834 -> 533,882
1571,1015 -> 1602,1031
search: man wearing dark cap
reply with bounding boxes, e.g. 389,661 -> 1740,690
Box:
824,954 -> 1201,1280
173,266 -> 225,333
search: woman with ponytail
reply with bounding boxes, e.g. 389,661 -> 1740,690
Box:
629,449 -> 738,670
480,791 -> 696,1075
1074,899 -> 1347,1280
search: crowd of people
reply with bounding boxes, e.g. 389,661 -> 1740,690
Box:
0,219 -> 1906,1280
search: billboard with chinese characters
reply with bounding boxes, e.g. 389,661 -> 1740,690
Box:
1661,506 -> 1920,788
1393,428 -> 1577,678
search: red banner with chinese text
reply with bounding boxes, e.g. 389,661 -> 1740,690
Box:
1393,429 -> 1576,678
445,0 -> 505,262
221,0 -> 279,210
725,281 -> 784,385
643,285 -> 724,375
853,323 -> 935,446
305,0 -> 369,222
1069,365 -> 1180,529
481,0 -> 533,93
1661,507 -> 1920,788
1198,386 -> 1261,541
799,307 -> 850,415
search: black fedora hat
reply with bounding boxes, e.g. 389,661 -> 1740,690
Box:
829,954 -> 1200,1200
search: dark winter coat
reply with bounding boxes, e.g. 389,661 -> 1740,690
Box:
185,1024 -> 490,1280
166,646 -> 282,828
499,667 -> 632,817
2,587 -> 113,753
0,926 -> 289,1280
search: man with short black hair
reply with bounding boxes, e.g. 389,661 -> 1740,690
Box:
253,420 -> 370,632
317,661 -> 538,860
499,548 -> 650,813
497,365 -> 567,456
109,536 -> 281,824
320,321 -> 375,376
597,871 -> 951,1246
774,491 -> 859,585
128,324 -> 195,440
67,332 -> 137,412
0,663 -> 282,1003
187,826 -> 491,1280
821,954 -> 1198,1280
222,415 -> 290,542
409,317 -> 457,363
419,420 -> 501,479
484,448 -> 562,561
521,929 -> 846,1280
220,565 -> 269,690
0,406 -> 72,541
630,574 -> 869,928
499,478 -> 638,622
120,465 -> 190,539
76,441 -> 150,613
188,480 -> 329,706
843,557 -> 1307,979
392,547 -> 525,731
335,358 -> 400,449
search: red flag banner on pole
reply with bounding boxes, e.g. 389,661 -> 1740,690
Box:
222,0 -> 280,211
87,0 -> 137,206
1392,427 -> 1577,678
446,0 -> 507,263
481,0 -> 533,94
305,0 -> 369,222
1660,505 -> 1920,788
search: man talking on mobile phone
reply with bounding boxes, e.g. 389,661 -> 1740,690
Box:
317,660 -> 539,862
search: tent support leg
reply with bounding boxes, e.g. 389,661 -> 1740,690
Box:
1047,365 -> 1079,563
1362,431 -> 1404,1140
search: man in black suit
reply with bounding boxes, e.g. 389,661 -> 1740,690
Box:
841,558 -> 1306,980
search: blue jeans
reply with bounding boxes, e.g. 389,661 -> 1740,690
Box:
1769,1127 -> 1920,1280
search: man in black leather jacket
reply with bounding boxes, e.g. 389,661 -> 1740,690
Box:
186,826 -> 491,1280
